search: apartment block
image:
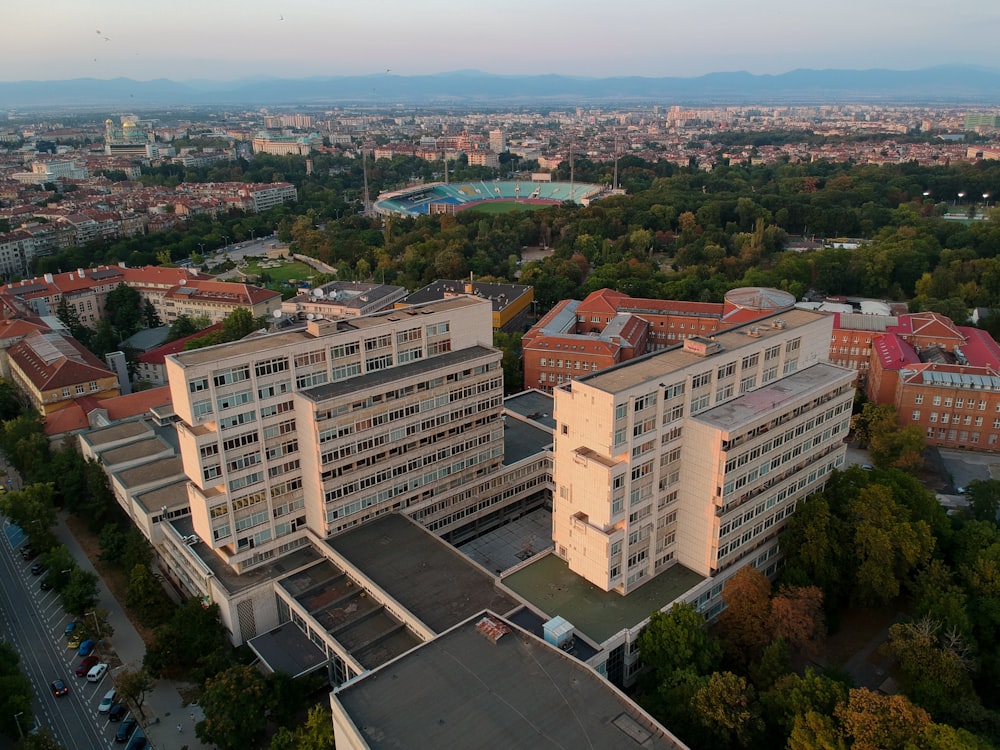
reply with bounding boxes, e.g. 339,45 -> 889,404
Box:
166,296 -> 502,573
552,308 -> 854,598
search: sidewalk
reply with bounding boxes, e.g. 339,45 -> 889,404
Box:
53,512 -> 215,750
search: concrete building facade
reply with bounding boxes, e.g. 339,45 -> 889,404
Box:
551,309 -> 854,600
166,296 -> 502,573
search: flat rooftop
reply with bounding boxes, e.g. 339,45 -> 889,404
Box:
99,436 -> 172,466
695,362 -> 851,432
300,345 -> 496,403
503,389 -> 555,430
169,515 -> 323,597
334,612 -> 686,750
83,420 -> 152,448
327,514 -> 519,634
579,307 -> 826,394
115,456 -> 185,490
133,480 -> 188,513
503,554 -> 705,644
278,559 -> 421,670
502,417 -> 552,466
247,622 -> 328,678
168,296 -> 487,367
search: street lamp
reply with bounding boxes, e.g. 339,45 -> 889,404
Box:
86,610 -> 102,640
250,229 -> 256,242
13,712 -> 23,740
958,191 -> 965,204
222,236 -> 229,252
985,193 -> 992,208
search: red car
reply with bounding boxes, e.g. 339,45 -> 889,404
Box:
74,655 -> 99,677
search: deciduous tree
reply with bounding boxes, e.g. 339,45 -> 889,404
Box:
197,664 -> 268,750
691,671 -> 763,748
717,566 -> 773,668
771,584 -> 826,658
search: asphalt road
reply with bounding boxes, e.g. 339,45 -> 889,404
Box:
0,521 -> 126,749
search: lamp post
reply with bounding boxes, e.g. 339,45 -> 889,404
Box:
13,712 -> 23,740
86,610 -> 102,640
985,193 -> 992,209
958,191 -> 965,205
250,229 -> 256,242
222,235 -> 229,252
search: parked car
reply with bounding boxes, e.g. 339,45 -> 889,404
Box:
74,655 -> 99,677
108,702 -> 127,721
30,562 -> 46,575
125,730 -> 146,750
65,620 -> 80,637
50,679 -> 69,697
20,545 -> 38,561
115,718 -> 138,743
77,639 -> 95,657
67,633 -> 82,650
98,687 -> 117,712
87,663 -> 109,684
39,578 -> 52,591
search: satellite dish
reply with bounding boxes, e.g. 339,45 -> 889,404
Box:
312,288 -> 322,297
306,313 -> 315,320
272,309 -> 282,319
315,289 -> 325,299
315,314 -> 324,320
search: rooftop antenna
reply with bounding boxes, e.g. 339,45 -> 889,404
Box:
613,135 -> 619,191
570,141 -> 575,201
362,146 -> 371,216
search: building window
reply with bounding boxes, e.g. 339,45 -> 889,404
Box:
914,394 -> 923,405
692,371 -> 712,389
912,411 -> 920,421
739,375 -> 756,394
741,353 -> 759,369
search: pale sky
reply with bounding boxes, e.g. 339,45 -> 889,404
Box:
2,0 -> 998,82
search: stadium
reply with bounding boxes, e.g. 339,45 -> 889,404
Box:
372,180 -> 609,218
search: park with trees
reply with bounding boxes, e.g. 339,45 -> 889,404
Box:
0,398 -> 333,750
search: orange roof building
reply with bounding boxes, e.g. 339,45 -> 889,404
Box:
8,330 -> 120,414
522,287 -> 796,392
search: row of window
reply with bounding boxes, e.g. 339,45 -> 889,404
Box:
914,394 -> 995,410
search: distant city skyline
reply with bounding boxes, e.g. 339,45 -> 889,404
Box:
3,0 -> 999,83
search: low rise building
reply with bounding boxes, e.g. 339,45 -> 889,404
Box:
398,279 -> 533,333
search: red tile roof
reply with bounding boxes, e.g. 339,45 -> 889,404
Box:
8,330 -> 115,390
138,323 -> 224,365
872,333 -> 921,371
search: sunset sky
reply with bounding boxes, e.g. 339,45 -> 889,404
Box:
3,0 -> 998,82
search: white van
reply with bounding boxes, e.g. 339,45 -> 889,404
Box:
86,663 -> 108,683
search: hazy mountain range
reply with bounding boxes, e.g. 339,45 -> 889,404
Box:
2,66 -> 999,109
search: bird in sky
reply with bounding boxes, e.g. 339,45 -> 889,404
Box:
279,14 -> 284,20
104,36 -> 111,42
96,29 -> 101,34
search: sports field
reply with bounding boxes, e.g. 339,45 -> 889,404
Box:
462,200 -> 553,214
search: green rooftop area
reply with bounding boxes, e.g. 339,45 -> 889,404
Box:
502,554 -> 706,644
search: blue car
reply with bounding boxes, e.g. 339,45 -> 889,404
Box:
65,620 -> 80,636
77,639 -> 95,657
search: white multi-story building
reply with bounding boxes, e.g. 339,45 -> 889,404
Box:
166,296 -> 502,573
552,308 -> 854,603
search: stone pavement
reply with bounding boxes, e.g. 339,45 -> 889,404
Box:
53,512 -> 215,750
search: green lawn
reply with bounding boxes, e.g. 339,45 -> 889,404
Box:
241,259 -> 316,283
463,201 -> 552,214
